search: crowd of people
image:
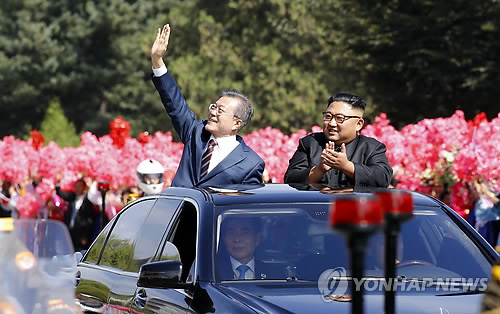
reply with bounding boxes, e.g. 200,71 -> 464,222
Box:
0,157 -> 167,252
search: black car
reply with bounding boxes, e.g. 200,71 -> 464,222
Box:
75,184 -> 499,314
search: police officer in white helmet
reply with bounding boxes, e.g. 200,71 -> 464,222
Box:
136,159 -> 165,196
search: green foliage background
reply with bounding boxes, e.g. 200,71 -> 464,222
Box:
40,97 -> 80,147
1,0 -> 498,142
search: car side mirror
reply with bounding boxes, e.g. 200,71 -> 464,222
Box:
74,251 -> 83,264
137,260 -> 190,289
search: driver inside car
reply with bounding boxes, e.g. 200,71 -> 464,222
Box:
367,232 -> 404,271
217,216 -> 282,280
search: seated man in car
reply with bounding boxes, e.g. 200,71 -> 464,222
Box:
367,233 -> 404,271
217,216 -> 281,280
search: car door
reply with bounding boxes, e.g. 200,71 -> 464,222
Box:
76,197 -> 181,313
105,197 -> 182,313
130,200 -> 199,314
76,198 -> 155,313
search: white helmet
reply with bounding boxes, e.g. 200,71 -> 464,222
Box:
136,159 -> 165,195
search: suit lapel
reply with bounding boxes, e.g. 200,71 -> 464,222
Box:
345,135 -> 360,161
199,142 -> 247,183
219,256 -> 235,280
336,136 -> 360,186
199,135 -> 248,183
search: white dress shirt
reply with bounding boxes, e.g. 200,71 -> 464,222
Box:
206,135 -> 239,174
230,256 -> 255,280
152,65 -> 168,77
70,195 -> 85,228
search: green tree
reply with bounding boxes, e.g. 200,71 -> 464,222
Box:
0,0 -> 177,137
167,0 -> 499,130
329,0 -> 500,127
164,0 -> 344,133
1,0 -> 498,138
40,98 -> 80,147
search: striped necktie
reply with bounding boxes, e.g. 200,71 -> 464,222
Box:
200,139 -> 216,179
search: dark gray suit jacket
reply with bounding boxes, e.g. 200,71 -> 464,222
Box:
284,133 -> 393,187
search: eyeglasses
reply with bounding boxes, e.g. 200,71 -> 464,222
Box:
322,112 -> 361,124
209,103 -> 240,119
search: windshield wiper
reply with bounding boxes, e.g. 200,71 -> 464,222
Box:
402,278 -> 488,296
436,287 -> 485,296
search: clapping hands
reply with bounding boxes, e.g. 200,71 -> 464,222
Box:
319,142 -> 349,173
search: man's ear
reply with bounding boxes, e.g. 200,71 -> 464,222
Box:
356,118 -> 365,132
232,119 -> 243,131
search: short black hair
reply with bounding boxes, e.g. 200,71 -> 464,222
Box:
327,93 -> 366,111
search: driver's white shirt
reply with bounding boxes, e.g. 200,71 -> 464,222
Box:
230,256 -> 255,280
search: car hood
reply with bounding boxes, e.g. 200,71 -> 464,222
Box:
214,283 -> 483,314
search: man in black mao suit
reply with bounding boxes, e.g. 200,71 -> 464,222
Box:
284,93 -> 392,187
150,24 -> 265,187
217,216 -> 281,280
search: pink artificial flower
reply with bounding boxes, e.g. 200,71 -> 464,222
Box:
59,171 -> 80,192
37,142 -> 65,181
17,192 -> 42,218
35,178 -> 55,202
0,136 -> 31,184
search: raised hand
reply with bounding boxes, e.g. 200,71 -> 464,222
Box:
150,24 -> 171,69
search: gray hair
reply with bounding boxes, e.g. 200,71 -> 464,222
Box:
221,89 -> 254,131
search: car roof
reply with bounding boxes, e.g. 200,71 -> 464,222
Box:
160,183 -> 441,207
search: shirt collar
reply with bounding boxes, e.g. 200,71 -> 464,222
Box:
229,256 -> 255,274
211,135 -> 237,147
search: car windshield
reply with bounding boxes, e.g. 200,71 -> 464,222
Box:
215,204 -> 491,282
